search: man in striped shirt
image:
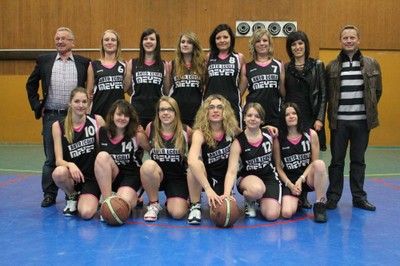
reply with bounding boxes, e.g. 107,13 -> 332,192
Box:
325,25 -> 382,211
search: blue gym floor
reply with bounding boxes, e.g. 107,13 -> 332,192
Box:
0,145 -> 399,265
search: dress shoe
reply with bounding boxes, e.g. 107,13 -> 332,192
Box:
41,195 -> 56,207
353,200 -> 376,211
300,192 -> 312,209
326,199 -> 338,210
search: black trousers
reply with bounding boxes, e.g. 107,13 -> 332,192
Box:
327,120 -> 370,202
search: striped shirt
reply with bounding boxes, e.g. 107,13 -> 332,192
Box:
45,54 -> 78,110
338,53 -> 366,121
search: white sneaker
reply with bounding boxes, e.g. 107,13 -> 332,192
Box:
63,192 -> 78,217
244,200 -> 256,218
187,203 -> 202,225
144,202 -> 162,222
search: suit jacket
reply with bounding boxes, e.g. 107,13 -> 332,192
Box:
26,53 -> 91,119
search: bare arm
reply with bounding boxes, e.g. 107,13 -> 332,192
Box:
279,60 -> 286,99
188,130 -> 222,207
52,121 -> 85,183
86,63 -> 95,113
162,61 -> 172,96
124,59 -> 133,95
238,63 -> 248,97
223,139 -> 241,197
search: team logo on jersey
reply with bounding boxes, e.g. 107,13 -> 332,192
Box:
96,69 -> 104,73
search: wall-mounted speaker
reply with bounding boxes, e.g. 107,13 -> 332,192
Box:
236,21 -> 297,37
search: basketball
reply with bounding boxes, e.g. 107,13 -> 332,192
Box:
209,198 -> 240,228
100,195 -> 131,226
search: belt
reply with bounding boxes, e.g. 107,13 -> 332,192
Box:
44,109 -> 68,115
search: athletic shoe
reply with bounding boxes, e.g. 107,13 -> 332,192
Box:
313,198 -> 328,223
244,200 -> 256,218
144,202 -> 162,222
187,203 -> 202,225
63,192 -> 78,217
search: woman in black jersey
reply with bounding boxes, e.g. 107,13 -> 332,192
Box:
273,102 -> 328,223
169,31 -> 206,127
140,96 -> 192,222
87,29 -> 126,118
224,103 -> 281,221
125,28 -> 171,129
187,94 -> 241,225
204,24 -> 246,127
239,28 -> 285,127
94,100 -> 151,216
52,87 -> 105,220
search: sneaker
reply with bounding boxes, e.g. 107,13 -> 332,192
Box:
313,198 -> 328,223
244,200 -> 256,218
144,202 -> 162,222
63,192 -> 78,217
187,203 -> 202,225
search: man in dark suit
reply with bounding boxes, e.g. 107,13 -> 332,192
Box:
26,27 -> 90,207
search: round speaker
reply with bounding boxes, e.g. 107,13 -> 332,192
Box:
237,22 -> 251,35
268,22 -> 281,36
252,22 -> 266,32
283,23 -> 297,36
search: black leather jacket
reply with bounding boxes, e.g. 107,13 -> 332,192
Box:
284,58 -> 327,123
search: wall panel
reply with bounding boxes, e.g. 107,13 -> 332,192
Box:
0,0 -> 399,144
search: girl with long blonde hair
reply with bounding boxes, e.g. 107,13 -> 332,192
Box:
140,96 -> 192,222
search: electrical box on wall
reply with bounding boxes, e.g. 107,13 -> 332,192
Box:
236,21 -> 297,37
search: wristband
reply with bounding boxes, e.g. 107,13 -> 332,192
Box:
285,180 -> 289,187
300,175 -> 306,183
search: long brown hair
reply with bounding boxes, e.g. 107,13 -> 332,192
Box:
152,96 -> 186,155
105,99 -> 140,139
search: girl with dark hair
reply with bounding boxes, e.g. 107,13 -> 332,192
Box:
284,30 -> 327,208
125,28 -> 171,128
273,102 -> 328,223
94,100 -> 151,217
204,24 -> 246,127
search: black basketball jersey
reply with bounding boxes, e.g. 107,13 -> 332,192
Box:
204,53 -> 241,115
245,59 -> 283,126
148,123 -> 188,178
170,60 -> 202,123
98,127 -> 142,176
59,116 -> 99,178
90,60 -> 126,118
130,59 -> 165,120
279,131 -> 312,182
236,128 -> 277,179
201,133 -> 233,180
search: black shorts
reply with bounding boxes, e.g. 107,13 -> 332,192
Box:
282,182 -> 314,197
160,175 -> 189,200
237,173 -> 282,201
112,170 -> 141,192
207,176 -> 225,196
75,177 -> 101,199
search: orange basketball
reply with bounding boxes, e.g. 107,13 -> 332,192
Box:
210,198 -> 240,228
100,196 -> 131,226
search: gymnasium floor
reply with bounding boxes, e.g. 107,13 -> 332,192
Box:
0,144 -> 399,265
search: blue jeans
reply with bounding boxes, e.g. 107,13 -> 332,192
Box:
42,113 -> 65,197
327,120 -> 370,202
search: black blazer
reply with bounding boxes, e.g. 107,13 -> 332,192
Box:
26,53 -> 91,119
